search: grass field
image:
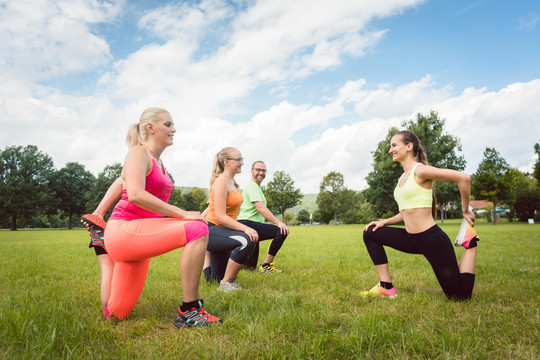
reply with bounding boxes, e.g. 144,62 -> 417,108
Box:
0,221 -> 538,359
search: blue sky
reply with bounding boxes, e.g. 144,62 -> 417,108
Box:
1,0 -> 539,193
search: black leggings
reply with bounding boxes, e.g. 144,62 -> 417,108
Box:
238,220 -> 288,269
205,222 -> 256,282
363,225 -> 475,300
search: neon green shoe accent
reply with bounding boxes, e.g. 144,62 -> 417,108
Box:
258,262 -> 284,274
360,283 -> 397,299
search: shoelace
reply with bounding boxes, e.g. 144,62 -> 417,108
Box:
89,228 -> 104,246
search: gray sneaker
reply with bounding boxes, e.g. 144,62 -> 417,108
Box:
218,281 -> 242,292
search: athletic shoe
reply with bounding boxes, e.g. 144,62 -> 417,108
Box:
81,214 -> 107,249
360,283 -> 397,299
173,300 -> 223,328
258,262 -> 284,274
218,280 -> 242,292
454,218 -> 479,248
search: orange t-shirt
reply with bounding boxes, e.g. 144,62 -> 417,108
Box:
205,184 -> 244,225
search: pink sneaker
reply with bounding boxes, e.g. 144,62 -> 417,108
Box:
360,283 -> 397,299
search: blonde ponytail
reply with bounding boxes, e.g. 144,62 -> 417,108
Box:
125,107 -> 169,147
209,147 -> 239,189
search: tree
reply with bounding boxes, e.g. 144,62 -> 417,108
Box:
502,168 -> 528,222
316,171 -> 348,224
312,209 -> 321,223
51,162 -> 95,229
86,162 -> 122,218
534,141 -> 540,183
471,147 -> 510,224
364,111 -> 466,219
297,209 -> 310,224
343,190 -> 376,224
0,145 -> 55,230
183,188 -> 208,212
264,171 -> 303,221
514,177 -> 539,221
169,187 -> 186,209
364,127 -> 401,217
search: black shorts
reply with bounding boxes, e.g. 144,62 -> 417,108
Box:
89,241 -> 108,256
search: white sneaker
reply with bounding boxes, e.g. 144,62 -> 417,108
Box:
218,281 -> 242,292
454,218 -> 478,248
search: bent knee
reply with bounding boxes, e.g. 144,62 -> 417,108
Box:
185,220 -> 209,244
363,226 -> 376,241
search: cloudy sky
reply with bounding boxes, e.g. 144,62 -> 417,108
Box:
1,0 -> 539,193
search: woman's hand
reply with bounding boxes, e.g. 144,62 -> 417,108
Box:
180,211 -> 207,223
243,227 -> 259,243
363,220 -> 385,232
463,209 -> 475,227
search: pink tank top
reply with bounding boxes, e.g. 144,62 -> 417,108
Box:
110,153 -> 173,221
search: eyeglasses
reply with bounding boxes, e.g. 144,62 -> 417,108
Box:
252,168 -> 267,173
226,157 -> 244,162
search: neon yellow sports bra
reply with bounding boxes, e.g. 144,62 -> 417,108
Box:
393,163 -> 432,211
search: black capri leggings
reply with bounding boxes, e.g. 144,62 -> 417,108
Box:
238,220 -> 288,269
205,222 -> 256,282
363,224 -> 475,300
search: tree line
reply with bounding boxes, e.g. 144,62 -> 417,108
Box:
2,111 -> 539,230
0,145 -> 304,230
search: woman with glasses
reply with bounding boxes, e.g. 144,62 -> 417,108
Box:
203,147 -> 258,291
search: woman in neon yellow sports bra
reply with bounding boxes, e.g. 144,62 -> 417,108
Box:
361,130 -> 478,300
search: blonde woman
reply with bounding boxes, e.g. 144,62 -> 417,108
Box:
203,147 -> 258,291
362,130 -> 478,300
103,107 -> 222,327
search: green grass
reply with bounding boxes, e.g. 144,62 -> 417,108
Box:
0,222 -> 538,359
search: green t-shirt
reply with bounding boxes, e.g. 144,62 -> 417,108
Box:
237,180 -> 266,223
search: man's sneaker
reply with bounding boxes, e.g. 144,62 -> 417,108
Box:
218,280 -> 242,292
81,214 -> 107,248
360,283 -> 397,299
454,218 -> 479,248
173,300 -> 223,328
258,262 -> 284,274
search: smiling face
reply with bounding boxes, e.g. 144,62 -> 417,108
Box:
224,148 -> 244,174
251,161 -> 266,185
148,112 -> 176,147
389,134 -> 412,163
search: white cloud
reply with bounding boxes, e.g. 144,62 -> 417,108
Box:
338,75 -> 452,118
287,78 -> 540,192
0,0 -> 122,80
1,0 -> 538,199
138,0 -> 233,40
516,13 -> 540,32
102,0 -> 423,119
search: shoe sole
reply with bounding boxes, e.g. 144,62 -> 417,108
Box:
173,320 -> 223,328
360,292 -> 398,299
81,214 -> 107,230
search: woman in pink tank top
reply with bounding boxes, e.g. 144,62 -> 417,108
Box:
95,107 -> 222,327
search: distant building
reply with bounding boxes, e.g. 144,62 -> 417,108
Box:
470,200 -> 492,211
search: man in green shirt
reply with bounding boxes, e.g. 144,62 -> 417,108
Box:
238,161 -> 289,273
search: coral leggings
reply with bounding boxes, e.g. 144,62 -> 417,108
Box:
104,218 -> 208,319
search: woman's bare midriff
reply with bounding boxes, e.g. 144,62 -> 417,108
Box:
401,208 -> 436,234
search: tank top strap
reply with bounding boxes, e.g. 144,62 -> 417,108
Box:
143,144 -> 165,175
225,181 -> 239,192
